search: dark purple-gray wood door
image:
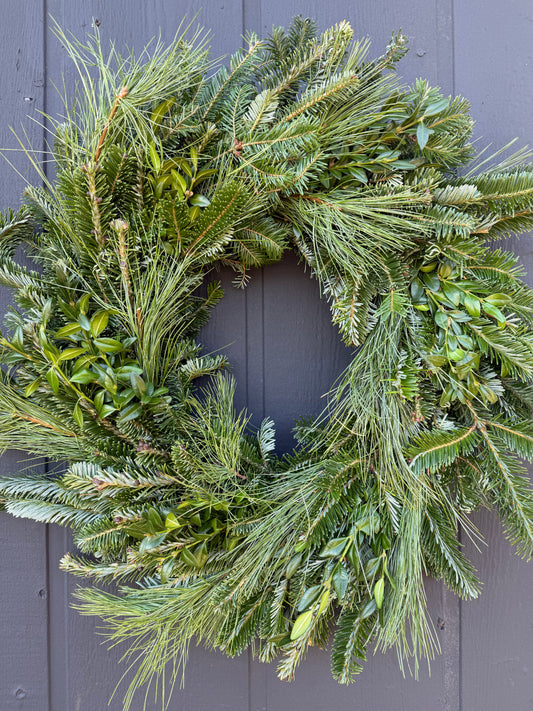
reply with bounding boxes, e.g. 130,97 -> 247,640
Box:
1,2 -> 532,709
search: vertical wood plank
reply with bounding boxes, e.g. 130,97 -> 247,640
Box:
42,1 -> 250,708
0,498 -> 49,711
454,3 -> 533,709
0,2 -> 49,710
245,2 -> 461,709
434,4 -> 462,710
261,253 -> 352,452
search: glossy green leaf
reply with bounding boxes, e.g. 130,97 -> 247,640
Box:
348,167 -> 368,183
46,368 -> 60,394
297,585 -> 322,612
482,386 -> 499,404
150,98 -> 175,128
11,326 -> 24,350
390,159 -> 416,170
172,170 -> 187,193
440,383 -> 454,407
448,347 -> 465,362
270,633 -> 291,647
290,610 -> 314,641
285,553 -> 302,579
73,402 -> 84,429
117,402 -> 142,423
464,294 -> 481,317
410,278 -> 425,301
99,404 -> 116,418
24,378 -> 41,397
130,373 -> 147,398
189,146 -> 198,172
148,142 -> 161,174
353,515 -> 379,535
77,294 -> 91,314
435,311 -> 449,329
416,121 -> 432,149
77,314 -> 91,331
181,547 -> 199,567
226,536 -> 241,552
364,557 -> 381,577
178,159 -> 193,178
116,364 -> 143,379
194,542 -> 208,568
442,282 -> 461,306
457,334 -> 473,349
485,293 -> 512,306
93,337 -> 124,353
424,97 -> 450,116
346,544 -> 360,570
374,577 -> 385,609
423,272 -> 441,293
189,194 -> 211,207
90,311 -> 110,338
70,369 -> 96,384
55,322 -> 82,339
319,537 -> 349,558
447,334 -> 458,351
332,567 -> 350,600
148,508 -> 164,531
159,558 -> 175,584
139,532 -> 166,554
93,390 -> 106,413
438,263 -> 453,278
114,388 -> 135,407
317,588 -> 330,615
42,345 -> 60,361
189,205 -> 201,222
195,168 -> 217,182
427,353 -> 447,368
72,356 -> 96,373
58,347 -> 87,361
482,302 -> 506,323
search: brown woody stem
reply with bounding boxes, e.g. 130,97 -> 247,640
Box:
94,86 -> 128,164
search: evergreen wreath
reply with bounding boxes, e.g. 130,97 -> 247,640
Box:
2,16 -> 533,708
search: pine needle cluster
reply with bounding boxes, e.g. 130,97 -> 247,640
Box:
1,15 -> 533,708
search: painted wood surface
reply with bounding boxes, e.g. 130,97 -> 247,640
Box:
0,2 -> 531,709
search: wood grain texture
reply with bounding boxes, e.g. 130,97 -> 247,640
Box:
245,3 -> 461,709
0,0 -> 531,708
40,4 -> 251,709
0,3 -> 49,710
454,3 -> 533,708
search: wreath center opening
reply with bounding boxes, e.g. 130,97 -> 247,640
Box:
201,252 -> 353,453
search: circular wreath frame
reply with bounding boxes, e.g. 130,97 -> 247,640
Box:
2,16 -> 533,708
